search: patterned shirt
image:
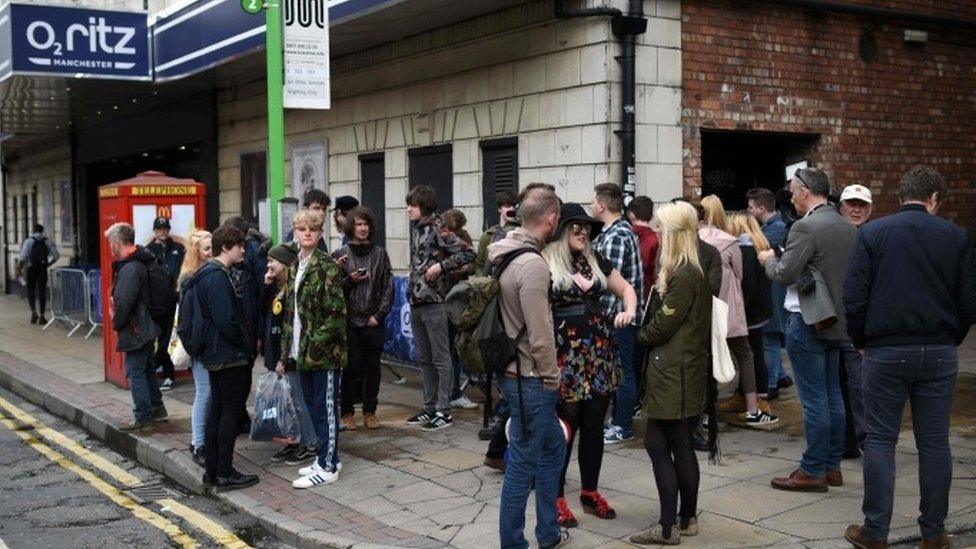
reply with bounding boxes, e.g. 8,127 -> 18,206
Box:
594,216 -> 645,326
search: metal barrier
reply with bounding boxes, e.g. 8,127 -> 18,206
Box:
42,267 -> 90,338
85,269 -> 102,339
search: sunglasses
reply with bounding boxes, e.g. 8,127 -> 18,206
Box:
568,223 -> 590,236
794,169 -> 812,190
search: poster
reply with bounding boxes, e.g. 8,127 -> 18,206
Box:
132,205 -> 156,246
291,141 -> 327,200
283,0 -> 331,109
169,204 -> 196,238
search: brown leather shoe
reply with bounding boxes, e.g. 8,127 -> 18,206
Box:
484,456 -> 506,472
844,524 -> 888,549
363,413 -> 380,429
920,533 -> 950,549
826,469 -> 843,487
771,469 -> 828,492
341,414 -> 357,431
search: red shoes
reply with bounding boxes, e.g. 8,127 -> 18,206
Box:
580,490 -> 617,519
556,497 -> 578,528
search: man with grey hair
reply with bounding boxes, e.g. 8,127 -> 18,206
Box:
842,166 -> 968,549
488,183 -> 568,549
106,222 -> 165,432
758,167 -> 857,492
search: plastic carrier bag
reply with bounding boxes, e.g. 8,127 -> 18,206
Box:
250,372 -> 299,442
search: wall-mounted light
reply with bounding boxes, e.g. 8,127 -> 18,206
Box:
904,29 -> 928,44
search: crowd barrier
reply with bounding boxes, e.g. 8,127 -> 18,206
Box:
42,267 -> 102,339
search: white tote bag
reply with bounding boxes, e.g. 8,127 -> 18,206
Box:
710,297 -> 736,384
167,306 -> 191,370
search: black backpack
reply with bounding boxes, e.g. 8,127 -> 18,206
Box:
140,257 -> 178,321
176,277 -> 208,358
29,236 -> 49,268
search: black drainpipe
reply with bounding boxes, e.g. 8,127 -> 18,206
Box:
555,0 -> 647,204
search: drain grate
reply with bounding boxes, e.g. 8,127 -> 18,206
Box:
124,483 -> 183,504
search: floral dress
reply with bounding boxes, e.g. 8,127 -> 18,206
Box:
552,251 -> 621,403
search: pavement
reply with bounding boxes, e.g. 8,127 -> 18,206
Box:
2,292 -> 976,548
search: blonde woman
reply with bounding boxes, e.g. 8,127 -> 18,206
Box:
700,196 -> 776,426
177,229 -> 212,466
631,201 -> 710,546
542,203 -> 637,529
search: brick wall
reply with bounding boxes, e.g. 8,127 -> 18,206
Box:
682,0 -> 976,222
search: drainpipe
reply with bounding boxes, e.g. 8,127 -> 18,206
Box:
555,0 -> 647,204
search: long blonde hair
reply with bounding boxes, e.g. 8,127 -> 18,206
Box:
700,195 -> 728,232
726,212 -> 771,252
179,229 -> 212,282
656,202 -> 702,293
542,228 -> 607,292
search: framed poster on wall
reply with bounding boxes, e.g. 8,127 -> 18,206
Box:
291,141 -> 327,200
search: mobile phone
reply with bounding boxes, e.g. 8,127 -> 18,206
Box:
354,268 -> 368,275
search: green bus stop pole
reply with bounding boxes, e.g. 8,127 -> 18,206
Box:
265,1 -> 285,242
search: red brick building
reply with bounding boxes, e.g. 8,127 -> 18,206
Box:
681,0 -> 976,223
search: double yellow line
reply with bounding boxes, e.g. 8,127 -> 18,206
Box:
0,395 -> 250,549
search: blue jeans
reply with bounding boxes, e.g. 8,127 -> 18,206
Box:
498,377 -> 564,549
784,313 -> 844,477
764,332 -> 788,390
300,369 -> 341,472
861,345 -> 956,541
191,360 -> 212,449
124,340 -> 163,423
611,325 -> 638,434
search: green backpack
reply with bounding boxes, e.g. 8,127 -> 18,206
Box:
445,248 -> 538,375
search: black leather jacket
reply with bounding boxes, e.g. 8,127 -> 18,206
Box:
333,243 -> 395,328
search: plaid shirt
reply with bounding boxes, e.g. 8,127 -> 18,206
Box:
594,216 -> 644,325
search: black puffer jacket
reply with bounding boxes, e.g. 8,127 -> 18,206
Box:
333,242 -> 395,328
111,246 -> 161,352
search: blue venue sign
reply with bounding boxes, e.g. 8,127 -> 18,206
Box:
153,0 -> 394,81
8,4 -> 150,80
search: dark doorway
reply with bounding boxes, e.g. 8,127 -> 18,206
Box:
240,151 -> 267,225
700,130 -> 819,210
77,144 -> 202,264
481,138 -> 518,231
360,153 -> 385,248
408,145 -> 453,212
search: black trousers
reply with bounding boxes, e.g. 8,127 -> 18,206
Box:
341,326 -> 384,415
644,417 -> 700,527
154,314 -> 176,378
26,266 -> 47,315
204,365 -> 252,478
558,394 -> 611,496
748,328 -> 768,395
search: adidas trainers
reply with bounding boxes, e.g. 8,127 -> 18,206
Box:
745,410 -> 779,427
406,410 -> 434,426
293,462 -> 339,489
421,412 -> 453,432
298,461 -> 342,477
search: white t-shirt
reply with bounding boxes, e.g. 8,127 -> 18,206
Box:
290,251 -> 312,359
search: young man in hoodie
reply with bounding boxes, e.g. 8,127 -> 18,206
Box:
18,223 -> 60,325
105,222 -> 165,432
146,216 -> 185,391
490,183 -> 568,549
591,183 -> 645,444
404,185 -> 476,432
188,225 -> 258,491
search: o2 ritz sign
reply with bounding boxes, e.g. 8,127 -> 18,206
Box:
10,4 -> 150,80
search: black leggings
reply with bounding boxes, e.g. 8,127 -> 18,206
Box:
748,328 -> 768,396
644,417 -> 700,527
558,394 -> 611,497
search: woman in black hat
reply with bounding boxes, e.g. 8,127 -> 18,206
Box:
541,202 -> 638,528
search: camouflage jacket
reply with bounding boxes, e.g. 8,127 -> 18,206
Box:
280,248 -> 347,371
409,215 -> 475,305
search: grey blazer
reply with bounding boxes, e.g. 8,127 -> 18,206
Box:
765,204 -> 857,340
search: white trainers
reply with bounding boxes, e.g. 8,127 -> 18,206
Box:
159,377 -> 174,392
450,396 -> 478,410
298,461 -> 342,477
292,462 -> 339,489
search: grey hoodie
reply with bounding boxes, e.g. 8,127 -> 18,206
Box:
487,228 -> 559,390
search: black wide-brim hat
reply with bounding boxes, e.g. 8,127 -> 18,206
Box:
557,203 -> 603,239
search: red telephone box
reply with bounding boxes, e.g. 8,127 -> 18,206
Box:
98,171 -> 207,388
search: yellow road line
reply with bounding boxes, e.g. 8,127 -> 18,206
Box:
0,395 -> 141,487
159,498 -> 251,549
0,417 -> 197,549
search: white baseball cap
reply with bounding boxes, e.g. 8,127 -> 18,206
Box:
840,184 -> 872,204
